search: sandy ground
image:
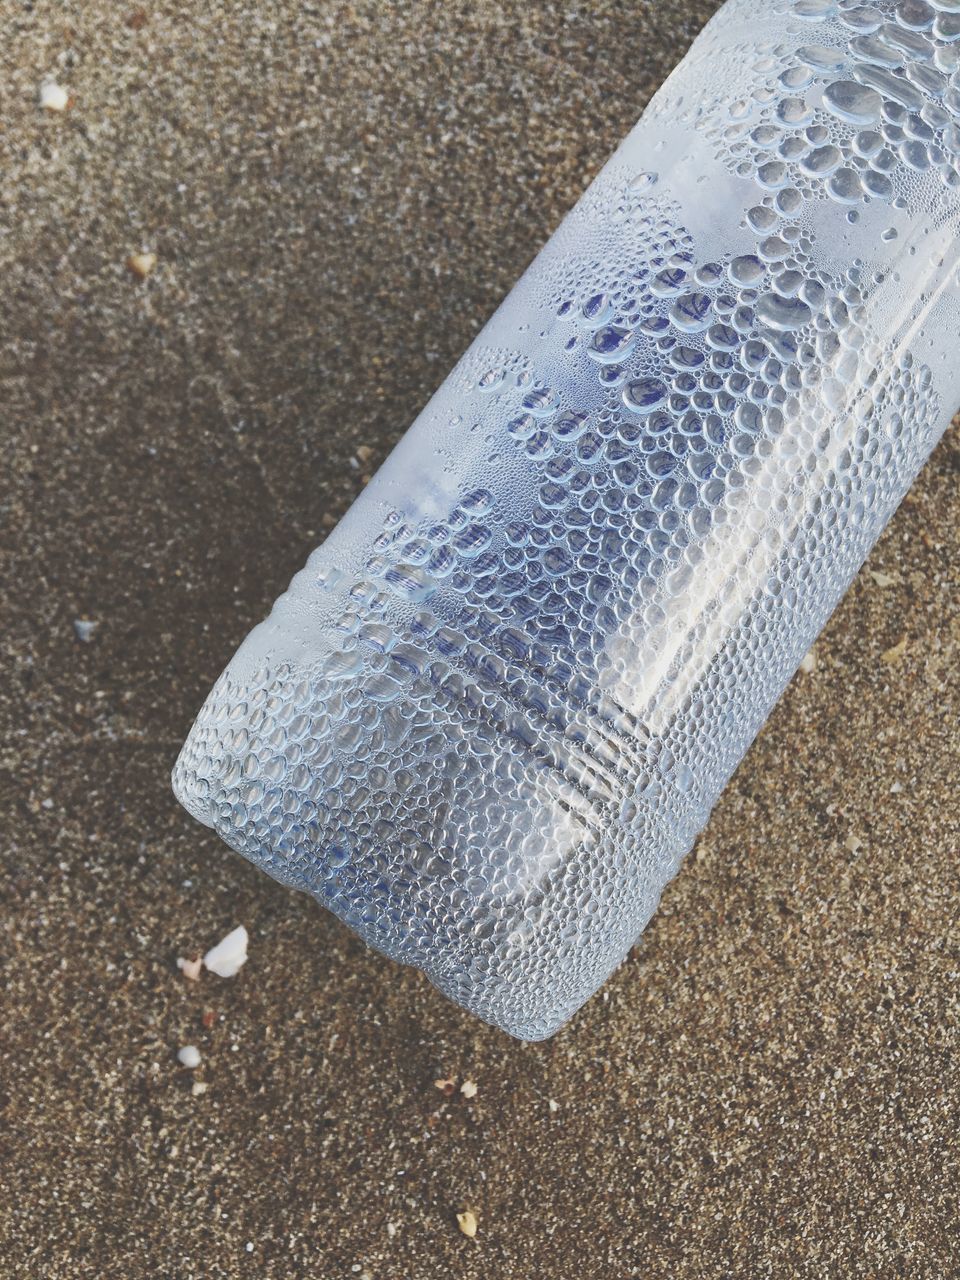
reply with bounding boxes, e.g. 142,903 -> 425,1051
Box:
2,2 -> 958,1276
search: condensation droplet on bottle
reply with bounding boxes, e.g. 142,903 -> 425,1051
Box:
622,378 -> 668,415
823,79 -> 882,124
756,292 -> 813,331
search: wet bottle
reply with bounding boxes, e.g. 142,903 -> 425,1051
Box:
175,0 -> 960,1038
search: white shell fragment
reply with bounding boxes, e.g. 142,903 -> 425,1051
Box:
40,82 -> 69,112
203,925 -> 248,977
177,1044 -> 201,1069
176,955 -> 202,981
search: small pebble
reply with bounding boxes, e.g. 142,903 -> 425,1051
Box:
178,1045 -> 201,1069
460,1080 -> 478,1099
204,925 -> 248,977
40,82 -> 69,112
548,1099 -> 560,1113
191,1080 -> 209,1097
869,570 -> 899,588
176,956 -> 202,981
434,1077 -> 456,1096
73,619 -> 98,643
456,1210 -> 478,1238
126,252 -> 157,280
799,647 -> 817,674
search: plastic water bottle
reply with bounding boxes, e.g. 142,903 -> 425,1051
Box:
175,0 -> 960,1039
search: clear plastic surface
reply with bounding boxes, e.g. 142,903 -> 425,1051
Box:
175,0 -> 960,1039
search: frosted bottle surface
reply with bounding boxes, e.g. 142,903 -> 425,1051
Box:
174,0 -> 960,1039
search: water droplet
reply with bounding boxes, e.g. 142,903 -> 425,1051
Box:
777,269 -> 804,298
324,648 -> 365,681
797,44 -> 846,69
581,293 -> 613,327
853,129 -> 883,156
552,410 -> 589,441
727,254 -> 768,285
840,6 -> 884,34
669,292 -> 713,333
452,524 -> 493,558
629,170 -> 659,192
849,34 -> 902,67
706,322 -> 739,351
794,0 -> 836,19
778,96 -> 814,126
780,135 -> 809,161
800,279 -> 827,310
757,126 -> 783,151
756,293 -> 813,332
427,545 -> 458,576
542,545 -> 573,577
632,451 -> 669,488
521,387 -> 560,418
735,401 -> 763,434
899,138 -> 931,169
757,160 -> 790,189
622,378 -> 668,415
671,344 -> 705,370
382,563 -> 436,603
862,169 -> 894,197
823,79 -> 882,124
758,236 -> 792,262
507,414 -> 537,440
781,65 -> 814,92
897,0 -> 936,30
695,261 -> 724,288
650,266 -> 690,297
801,143 -> 843,175
587,324 -> 637,364
747,205 -> 779,233
828,167 -> 864,202
459,488 -> 493,515
354,670 -> 402,708
853,64 -> 923,110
